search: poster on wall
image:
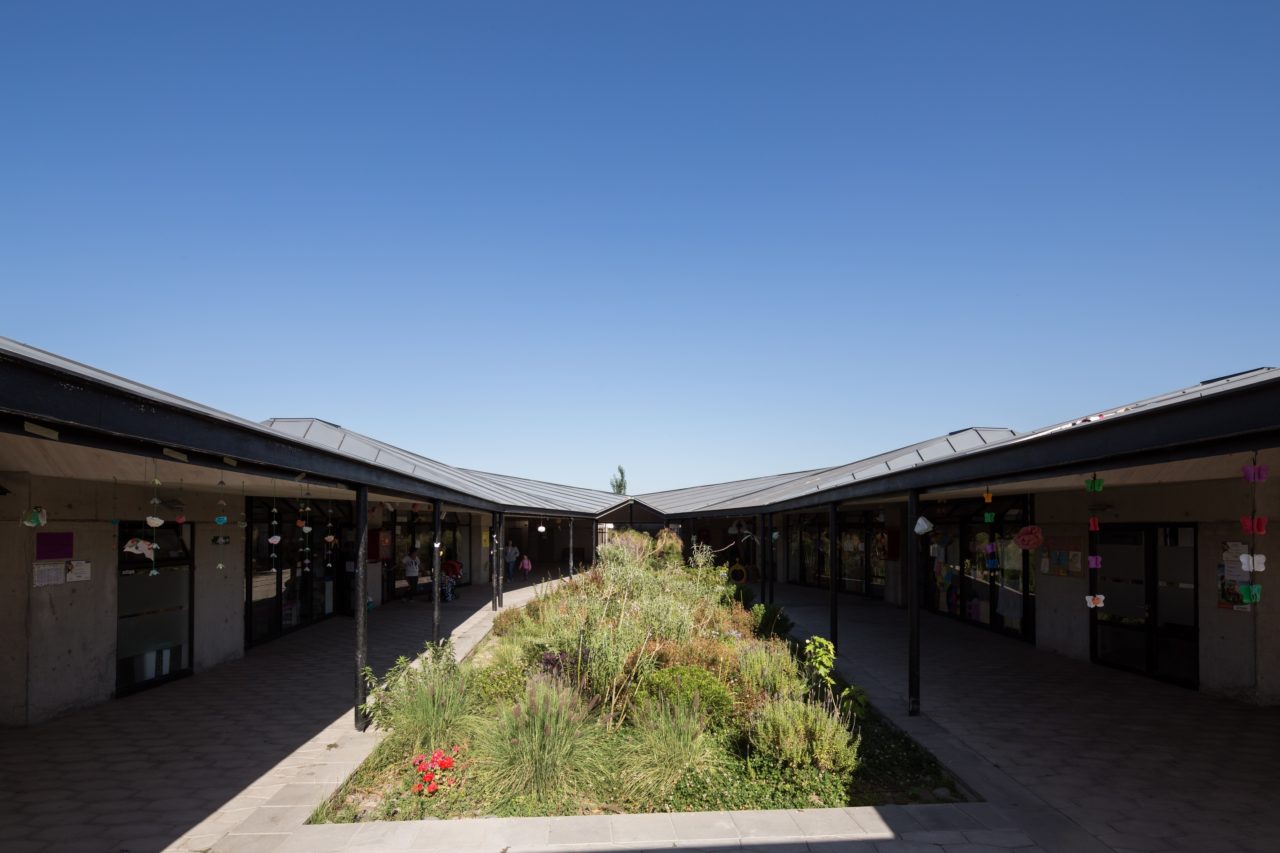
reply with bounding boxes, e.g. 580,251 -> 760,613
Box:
1218,541 -> 1252,611
65,560 -> 91,583
1042,538 -> 1084,577
32,561 -> 65,587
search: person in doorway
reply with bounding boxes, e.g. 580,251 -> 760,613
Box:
503,540 -> 519,581
518,554 -> 532,578
403,547 -> 422,600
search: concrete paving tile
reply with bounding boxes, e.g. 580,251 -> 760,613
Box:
667,811 -> 740,842
611,813 -> 677,843
1093,833 -> 1172,851
484,817 -> 551,848
272,823 -> 361,852
952,805 -> 1017,832
547,814 -> 614,845
409,817 -> 490,849
210,834 -> 288,853
263,783 -> 337,807
844,807 -> 905,836
226,806 -> 313,835
872,842 -> 949,853
791,808 -> 865,838
958,830 -> 1033,848
900,831 -> 968,845
730,810 -> 803,839
738,842 -> 809,852
348,820 -> 424,850
901,807 -> 978,832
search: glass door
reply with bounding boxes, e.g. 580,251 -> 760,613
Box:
1093,525 -> 1198,686
117,523 -> 193,694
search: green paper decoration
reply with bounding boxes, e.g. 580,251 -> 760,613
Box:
1085,477 -> 1104,493
983,511 -> 996,523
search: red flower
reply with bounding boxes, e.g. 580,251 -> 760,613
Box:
413,754 -> 425,764
432,749 -> 444,760
412,783 -> 424,793
423,772 -> 435,782
427,782 -> 438,794
438,756 -> 454,770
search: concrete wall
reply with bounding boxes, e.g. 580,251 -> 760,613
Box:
0,473 -> 33,725
1034,461 -> 1280,702
1,475 -> 248,724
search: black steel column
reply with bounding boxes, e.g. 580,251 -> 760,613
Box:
497,512 -> 505,607
766,512 -> 775,603
757,513 -> 768,603
354,484 -> 370,731
568,517 -> 574,576
489,516 -> 498,611
431,501 -> 442,644
907,489 -> 921,716
828,503 -> 839,652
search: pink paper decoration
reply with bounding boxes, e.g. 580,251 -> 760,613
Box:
1088,555 -> 1102,569
1014,525 -> 1044,550
1089,516 -> 1100,532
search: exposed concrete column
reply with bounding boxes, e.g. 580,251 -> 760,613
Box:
354,484 -> 370,731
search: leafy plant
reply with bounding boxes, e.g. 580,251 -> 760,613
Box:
363,640 -> 472,754
641,664 -> 734,729
613,697 -> 720,806
609,464 -> 627,495
738,642 -> 805,702
748,697 -> 859,775
750,602 -> 794,639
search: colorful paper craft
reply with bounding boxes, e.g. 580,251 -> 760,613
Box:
215,515 -> 228,525
1085,477 -> 1104,493
983,490 -> 993,503
1241,516 -> 1269,535
145,516 -> 164,528
1014,525 -> 1044,550
983,511 -> 996,523
1089,516 -> 1100,532
268,534 -> 282,545
1085,594 -> 1105,608
1240,584 -> 1262,604
984,542 -> 996,554
1088,555 -> 1102,569
1243,464 -> 1271,483
986,557 -> 999,569
122,538 -> 156,559
1241,554 -> 1267,573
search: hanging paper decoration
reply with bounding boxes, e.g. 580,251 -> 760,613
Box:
123,538 -> 156,559
1240,554 -> 1267,573
110,477 -> 120,527
268,534 -> 281,545
323,534 -> 336,544
1241,584 -> 1263,604
984,542 -> 996,554
1242,464 -> 1270,483
1084,477 -> 1104,493
296,518 -> 305,528
1014,525 -> 1043,550
1241,516 -> 1269,535
913,516 -> 934,535
1085,594 -> 1105,608
1089,516 -> 1100,532
211,535 -> 231,545
1088,555 -> 1102,569
985,557 -> 999,569
983,511 -> 996,523
21,507 -> 48,528
215,515 -> 228,526
145,516 -> 164,528
983,490 -> 993,504
175,514 -> 187,525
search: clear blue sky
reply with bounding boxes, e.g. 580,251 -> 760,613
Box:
2,2 -> 1277,494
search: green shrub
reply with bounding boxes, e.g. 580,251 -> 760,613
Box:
470,642 -> 530,708
364,641 -> 473,754
492,608 -> 525,637
642,665 -> 734,729
750,602 -> 794,639
731,584 -> 756,610
469,677 -> 607,808
748,698 -> 859,775
613,697 -> 720,807
738,642 -> 805,701
669,751 -> 849,811
654,527 -> 684,567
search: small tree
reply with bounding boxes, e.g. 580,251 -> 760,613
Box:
609,465 -> 627,495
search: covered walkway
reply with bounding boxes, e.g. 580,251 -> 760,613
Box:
0,582 -> 521,853
775,584 -> 1280,852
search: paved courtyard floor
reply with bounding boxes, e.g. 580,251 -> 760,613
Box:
4,576 -> 1277,853
773,584 -> 1280,853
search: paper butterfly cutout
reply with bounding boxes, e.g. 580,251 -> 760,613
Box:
1241,516 -> 1269,535
238,520 -> 249,529
215,515 -> 228,526
216,562 -> 225,571
1088,555 -> 1102,569
122,538 -> 156,559
1243,464 -> 1271,483
983,512 -> 996,523
984,543 -> 996,554
150,496 -> 161,505
1085,478 -> 1104,493
1014,525 -> 1044,550
211,535 -> 231,545
296,519 -> 306,528
145,516 -> 164,528
986,557 -> 999,569
1085,594 -> 1105,608
1239,583 -> 1262,604
174,514 -> 187,525
323,534 -> 337,544
302,525 -> 312,533
267,534 -> 282,545
983,491 -> 993,504
1241,554 -> 1267,573
21,506 -> 48,528
1089,516 -> 1100,532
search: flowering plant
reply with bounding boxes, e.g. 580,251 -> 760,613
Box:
410,745 -> 463,795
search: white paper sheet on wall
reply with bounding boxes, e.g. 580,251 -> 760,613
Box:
33,561 -> 65,587
65,560 -> 91,582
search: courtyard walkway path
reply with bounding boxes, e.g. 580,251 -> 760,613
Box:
773,584 -> 1280,853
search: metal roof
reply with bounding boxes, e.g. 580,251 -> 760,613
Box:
635,429 -> 1017,515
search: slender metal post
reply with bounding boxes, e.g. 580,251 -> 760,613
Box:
568,516 -> 574,576
765,512 -> 774,603
907,489 -> 921,716
431,501 -> 442,643
828,503 -> 839,652
354,485 -> 370,731
489,517 -> 498,611
497,512 -> 505,607
757,513 -> 767,603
